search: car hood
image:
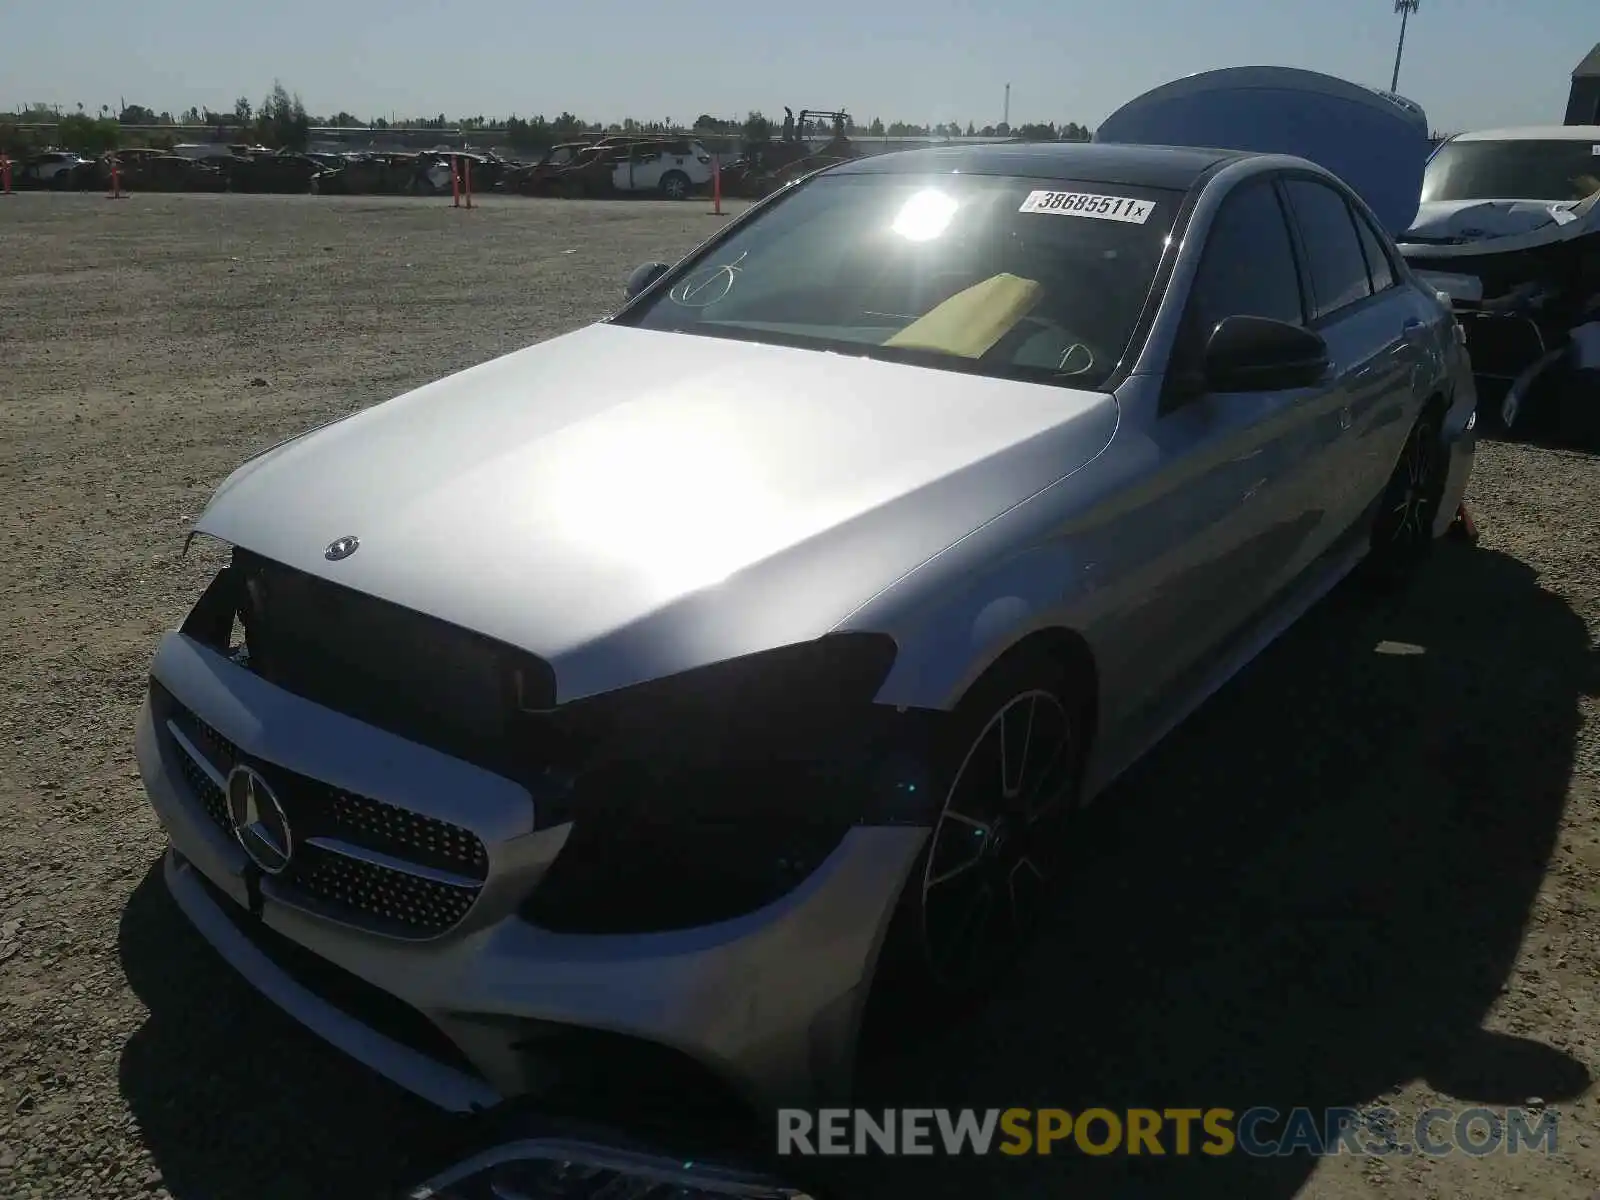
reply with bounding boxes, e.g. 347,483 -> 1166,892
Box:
1398,194 -> 1600,258
195,323 -> 1117,701
1095,65 -> 1431,236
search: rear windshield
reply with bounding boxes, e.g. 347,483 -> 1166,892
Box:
615,172 -> 1182,389
1422,139 -> 1600,204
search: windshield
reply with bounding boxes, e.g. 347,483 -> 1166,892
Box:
615,173 -> 1182,389
1422,139 -> 1600,204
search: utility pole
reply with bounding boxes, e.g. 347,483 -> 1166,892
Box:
1390,0 -> 1420,93
1003,83 -> 1010,130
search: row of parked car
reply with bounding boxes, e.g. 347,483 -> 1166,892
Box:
5,131 -> 878,202
3,137 -> 731,199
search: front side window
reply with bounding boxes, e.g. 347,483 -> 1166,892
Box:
1185,177 -> 1304,341
1422,138 -> 1600,204
615,172 -> 1183,390
1283,179 -> 1373,320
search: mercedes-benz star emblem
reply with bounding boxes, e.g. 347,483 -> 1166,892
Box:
225,765 -> 293,875
324,535 -> 360,561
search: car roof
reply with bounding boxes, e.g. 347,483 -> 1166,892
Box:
1449,126 -> 1600,142
829,141 -> 1253,191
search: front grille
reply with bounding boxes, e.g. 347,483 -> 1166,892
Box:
188,863 -> 484,1081
288,845 -> 479,932
157,683 -> 490,939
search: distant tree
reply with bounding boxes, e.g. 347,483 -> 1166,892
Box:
1015,121 -> 1056,142
57,113 -> 121,154
180,106 -> 201,124
328,110 -> 360,127
234,96 -> 253,123
742,110 -> 771,143
0,121 -> 38,156
995,121 -> 1011,136
118,103 -> 157,124
966,121 -> 976,136
867,116 -> 884,136
254,81 -> 309,150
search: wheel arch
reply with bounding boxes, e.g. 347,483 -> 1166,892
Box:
946,625 -> 1101,756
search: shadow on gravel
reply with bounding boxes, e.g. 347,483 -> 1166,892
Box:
845,542 -> 1599,1200
115,543 -> 1597,1200
116,867 -> 444,1199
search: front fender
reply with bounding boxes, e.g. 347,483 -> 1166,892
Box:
850,396 -> 1137,713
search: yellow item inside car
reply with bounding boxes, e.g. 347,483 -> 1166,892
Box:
883,273 -> 1043,359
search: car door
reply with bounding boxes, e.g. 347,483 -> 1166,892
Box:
1109,174 -> 1339,720
631,148 -> 667,191
611,148 -> 637,192
1347,199 -> 1439,514
1278,175 -> 1416,551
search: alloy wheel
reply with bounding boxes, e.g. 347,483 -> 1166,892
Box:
919,689 -> 1076,992
1382,419 -> 1444,546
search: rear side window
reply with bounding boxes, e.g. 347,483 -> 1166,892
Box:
1186,178 -> 1305,341
1283,179 -> 1373,319
1352,211 -> 1397,293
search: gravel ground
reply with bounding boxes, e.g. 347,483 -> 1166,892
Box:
1,192 -> 1599,1200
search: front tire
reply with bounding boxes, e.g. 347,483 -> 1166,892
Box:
873,652 -> 1087,1023
659,170 -> 690,200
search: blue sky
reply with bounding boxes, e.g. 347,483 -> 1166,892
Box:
4,0 -> 1594,133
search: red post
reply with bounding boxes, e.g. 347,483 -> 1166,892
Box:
709,156 -> 723,216
464,156 -> 473,209
1,156 -> 11,195
107,156 -> 127,200
451,155 -> 461,207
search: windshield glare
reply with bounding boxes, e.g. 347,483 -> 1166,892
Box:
617,173 -> 1182,389
1422,139 -> 1600,204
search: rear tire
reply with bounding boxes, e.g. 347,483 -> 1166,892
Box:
1365,407 -> 1449,584
871,651 -> 1088,1032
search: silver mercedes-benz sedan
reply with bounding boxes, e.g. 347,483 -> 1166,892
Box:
135,140 -> 1476,1119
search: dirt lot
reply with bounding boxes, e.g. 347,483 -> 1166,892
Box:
1,192 -> 1599,1200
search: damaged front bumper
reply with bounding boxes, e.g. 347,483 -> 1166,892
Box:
403,1122 -> 820,1200
1400,194 -> 1600,434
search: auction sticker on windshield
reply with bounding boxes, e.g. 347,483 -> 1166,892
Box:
1019,191 -> 1156,224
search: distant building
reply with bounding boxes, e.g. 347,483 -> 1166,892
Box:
1567,43 -> 1600,125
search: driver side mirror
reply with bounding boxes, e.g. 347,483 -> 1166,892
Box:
1202,315 -> 1330,393
624,261 -> 669,301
